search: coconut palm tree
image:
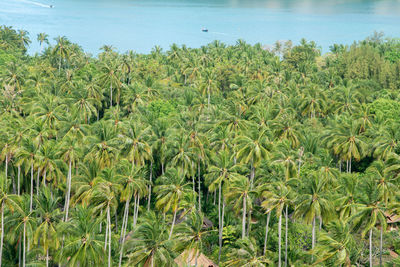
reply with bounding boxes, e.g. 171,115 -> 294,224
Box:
34,187 -> 62,267
225,175 -> 255,240
261,181 -> 292,267
53,36 -> 70,73
125,211 -> 175,267
36,33 -> 49,53
154,167 -> 192,240
312,220 -> 356,266
117,160 -> 148,267
225,237 -> 272,267
295,173 -> 334,261
205,150 -> 244,263
58,205 -> 105,267
351,177 -> 387,267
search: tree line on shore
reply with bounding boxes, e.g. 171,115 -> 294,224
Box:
2,25 -> 400,266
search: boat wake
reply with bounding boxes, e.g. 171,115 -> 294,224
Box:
18,0 -> 53,8
210,32 -> 229,36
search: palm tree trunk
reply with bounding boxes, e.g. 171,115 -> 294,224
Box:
18,234 -> 21,267
110,83 -> 113,107
132,192 -> 139,228
119,198 -> 130,267
43,169 -> 47,187
0,202 -> 4,267
192,175 -> 195,196
30,163 -> 33,212
218,199 -> 225,265
23,222 -> 26,267
104,208 -> 108,250
17,165 -> 21,195
198,161 -> 201,212
59,53 -> 62,73
312,216 -> 316,261
278,213 -> 282,267
380,227 -> 383,267
169,209 -> 177,240
242,194 -> 246,239
135,194 -> 139,225
285,205 -> 288,267
217,182 -> 222,265
263,212 -> 271,256
5,154 -> 8,182
107,205 -> 112,267
349,158 -> 352,173
147,161 -> 153,211
369,228 -> 373,267
65,159 -> 72,221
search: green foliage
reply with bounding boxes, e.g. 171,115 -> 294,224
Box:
369,98 -> 400,123
147,99 -> 177,119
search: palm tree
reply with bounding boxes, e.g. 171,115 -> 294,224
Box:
323,118 -> 367,173
0,174 -> 21,266
58,205 -> 105,267
90,167 -> 123,267
261,181 -> 291,267
351,177 -> 387,267
294,173 -> 333,261
205,150 -> 244,263
312,220 -> 356,266
117,160 -> 148,267
16,138 -> 37,212
154,168 -> 192,240
125,211 -> 175,267
235,127 -> 270,188
225,175 -> 255,240
99,59 -> 121,107
7,195 -> 36,267
37,33 -> 49,53
174,212 -> 211,266
34,187 -> 62,267
57,136 -> 82,222
53,36 -> 70,73
225,237 -> 272,267
121,119 -> 152,168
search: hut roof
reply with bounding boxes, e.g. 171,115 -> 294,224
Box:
174,249 -> 218,267
386,212 -> 400,224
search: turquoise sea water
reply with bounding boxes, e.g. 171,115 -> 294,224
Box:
1,0 -> 400,54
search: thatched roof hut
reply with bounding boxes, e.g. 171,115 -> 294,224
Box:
174,249 -> 218,267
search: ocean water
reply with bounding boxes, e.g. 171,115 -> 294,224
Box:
1,0 -> 400,54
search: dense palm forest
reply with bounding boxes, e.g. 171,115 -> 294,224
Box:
2,25 -> 400,266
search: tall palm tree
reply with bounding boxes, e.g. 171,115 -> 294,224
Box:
0,174 -> 21,266
154,168 -> 192,240
261,181 -> 291,267
58,205 -> 105,267
125,211 -> 175,267
351,177 -> 387,267
294,173 -> 333,261
36,33 -> 49,53
313,220 -> 356,266
117,160 -> 148,267
225,175 -> 255,240
34,188 -> 62,267
225,237 -> 272,267
205,150 -> 244,263
53,36 -> 70,73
